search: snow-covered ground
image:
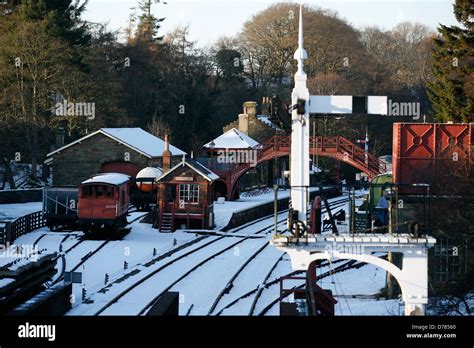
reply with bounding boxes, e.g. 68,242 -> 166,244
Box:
318,261 -> 403,316
213,188 -> 291,229
6,192 -> 400,316
214,187 -> 323,229
0,202 -> 42,221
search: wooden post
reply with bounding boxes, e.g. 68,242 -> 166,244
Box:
274,184 -> 278,236
25,214 -> 31,233
5,221 -> 12,243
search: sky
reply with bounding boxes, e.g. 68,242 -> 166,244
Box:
82,0 -> 458,46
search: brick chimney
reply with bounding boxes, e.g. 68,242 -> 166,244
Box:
162,134 -> 172,172
238,101 -> 257,134
243,101 -> 257,117
238,113 -> 249,134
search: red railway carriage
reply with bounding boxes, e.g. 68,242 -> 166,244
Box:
78,173 -> 131,232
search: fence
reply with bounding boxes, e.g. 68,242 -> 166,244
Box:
222,187 -> 340,232
0,223 -> 5,245
429,235 -> 474,294
0,211 -> 46,244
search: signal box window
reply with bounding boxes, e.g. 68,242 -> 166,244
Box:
166,184 -> 177,202
179,184 -> 199,204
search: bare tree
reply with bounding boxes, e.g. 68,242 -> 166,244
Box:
0,19 -> 88,180
147,116 -> 172,140
238,3 -> 376,99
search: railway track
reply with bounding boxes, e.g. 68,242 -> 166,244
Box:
214,258 -> 345,315
209,198 -> 350,315
104,196 -> 346,315
256,254 -> 388,316
63,191 -> 345,295
248,252 -> 286,315
256,259 -> 363,315
140,197 -> 351,316
51,211 -> 149,285
30,232 -> 80,287
57,192 -> 349,315
67,240 -> 111,274
93,220 -> 281,315
61,213 -> 281,314
82,202 -> 304,314
207,240 -> 271,315
32,233 -> 47,248
155,198 -> 351,315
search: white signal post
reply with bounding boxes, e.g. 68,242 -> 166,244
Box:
290,5 -> 310,226
289,6 -> 388,227
279,5 -> 434,317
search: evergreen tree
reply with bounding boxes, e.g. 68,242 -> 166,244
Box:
428,0 -> 473,123
215,48 -> 243,80
135,0 -> 165,44
18,0 -> 91,47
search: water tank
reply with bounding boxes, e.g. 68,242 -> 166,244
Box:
136,167 -> 162,192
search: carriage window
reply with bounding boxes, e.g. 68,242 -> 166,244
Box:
106,186 -> 114,197
179,184 -> 199,203
96,185 -> 104,197
82,186 -> 93,197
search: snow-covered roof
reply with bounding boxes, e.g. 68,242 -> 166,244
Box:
136,167 -> 162,179
47,128 -> 186,158
156,158 -> 219,182
203,128 -> 259,149
81,173 -> 131,186
188,159 -> 220,181
0,277 -> 15,288
256,115 -> 282,130
378,155 -> 393,173
378,155 -> 392,164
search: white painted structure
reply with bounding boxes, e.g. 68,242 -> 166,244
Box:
273,233 -> 436,316
290,5 -> 311,224
308,95 -> 388,115
289,7 -> 388,226
282,7 -> 436,316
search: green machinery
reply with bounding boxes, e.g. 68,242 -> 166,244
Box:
350,173 -> 393,233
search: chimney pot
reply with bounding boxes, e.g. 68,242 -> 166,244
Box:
243,101 -> 257,117
162,134 -> 172,172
